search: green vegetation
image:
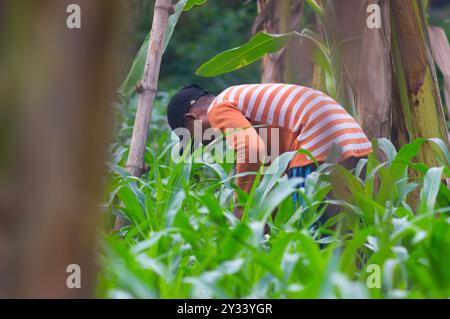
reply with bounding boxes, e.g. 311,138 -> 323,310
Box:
124,0 -> 259,94
98,0 -> 450,299
98,97 -> 450,298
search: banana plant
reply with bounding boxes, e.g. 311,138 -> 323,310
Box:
195,29 -> 336,98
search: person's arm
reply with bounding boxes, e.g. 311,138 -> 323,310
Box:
208,102 -> 265,193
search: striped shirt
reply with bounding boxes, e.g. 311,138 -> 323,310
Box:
207,83 -> 372,192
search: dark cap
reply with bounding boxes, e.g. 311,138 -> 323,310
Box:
167,84 -> 209,131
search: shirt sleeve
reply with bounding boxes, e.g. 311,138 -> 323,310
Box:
208,102 -> 265,193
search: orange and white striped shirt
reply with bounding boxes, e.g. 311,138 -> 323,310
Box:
207,83 -> 372,192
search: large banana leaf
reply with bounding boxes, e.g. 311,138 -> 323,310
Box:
196,29 -> 333,83
196,31 -> 299,77
185,0 -> 207,11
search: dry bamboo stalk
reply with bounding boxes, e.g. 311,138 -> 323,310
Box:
115,0 -> 173,230
127,0 -> 173,177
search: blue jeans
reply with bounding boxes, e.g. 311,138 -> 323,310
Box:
288,163 -> 329,228
287,164 -> 317,209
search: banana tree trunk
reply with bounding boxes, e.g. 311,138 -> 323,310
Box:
428,26 -> 450,139
255,0 -> 284,83
324,0 -> 392,139
254,0 -> 306,84
390,0 -> 449,164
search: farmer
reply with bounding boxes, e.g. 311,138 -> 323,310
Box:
167,83 -> 372,218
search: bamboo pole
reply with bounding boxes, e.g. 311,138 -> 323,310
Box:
115,0 -> 173,230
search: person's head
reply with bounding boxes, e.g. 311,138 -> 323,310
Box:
167,84 -> 215,144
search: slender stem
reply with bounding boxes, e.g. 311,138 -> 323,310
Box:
115,0 -> 173,230
305,0 -> 325,21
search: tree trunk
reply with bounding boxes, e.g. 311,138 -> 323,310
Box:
428,25 -> 450,130
324,0 -> 392,139
255,0 -> 284,83
115,0 -> 173,230
254,0 -> 306,84
0,0 -> 124,297
126,0 -> 172,176
390,0 -> 449,163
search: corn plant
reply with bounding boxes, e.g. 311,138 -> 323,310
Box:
97,96 -> 450,299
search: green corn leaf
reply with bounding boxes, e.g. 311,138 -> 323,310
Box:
252,178 -> 302,222
427,137 -> 450,166
419,166 -> 444,215
117,185 -> 146,224
377,138 -> 398,162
